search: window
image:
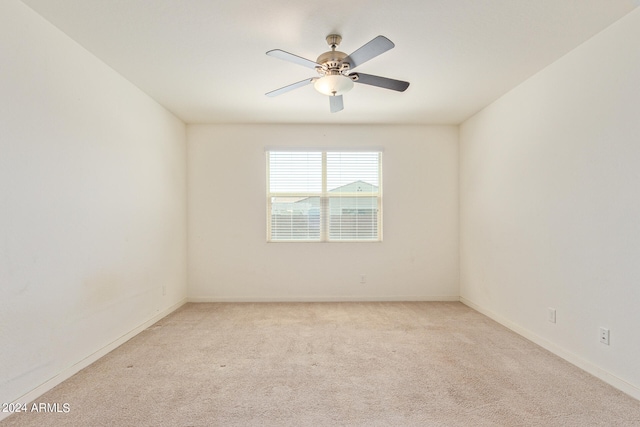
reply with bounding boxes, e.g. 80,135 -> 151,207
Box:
267,150 -> 382,242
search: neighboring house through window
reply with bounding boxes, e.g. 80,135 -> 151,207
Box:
266,150 -> 382,242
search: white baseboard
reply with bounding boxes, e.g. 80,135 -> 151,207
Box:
460,296 -> 640,401
1,298 -> 187,422
188,295 -> 461,303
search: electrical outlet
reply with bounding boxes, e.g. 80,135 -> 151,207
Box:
360,275 -> 366,284
548,308 -> 556,323
599,327 -> 610,345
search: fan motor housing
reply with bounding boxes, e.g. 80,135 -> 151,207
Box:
316,51 -> 350,75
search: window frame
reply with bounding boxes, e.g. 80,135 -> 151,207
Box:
266,149 -> 383,243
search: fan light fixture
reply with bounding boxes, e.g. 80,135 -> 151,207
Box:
314,74 -> 354,96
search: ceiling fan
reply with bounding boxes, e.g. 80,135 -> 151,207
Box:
265,34 -> 410,113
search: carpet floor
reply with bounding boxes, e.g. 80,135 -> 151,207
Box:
3,302 -> 640,426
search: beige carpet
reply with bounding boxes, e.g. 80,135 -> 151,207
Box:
3,302 -> 640,426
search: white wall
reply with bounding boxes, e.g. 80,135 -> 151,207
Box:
460,9 -> 640,397
0,0 -> 187,408
188,124 -> 458,301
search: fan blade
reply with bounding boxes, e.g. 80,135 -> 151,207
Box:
351,73 -> 410,92
329,95 -> 344,113
266,49 -> 320,69
265,78 -> 315,97
343,36 -> 395,69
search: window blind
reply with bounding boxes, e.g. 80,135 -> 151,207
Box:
267,150 -> 382,242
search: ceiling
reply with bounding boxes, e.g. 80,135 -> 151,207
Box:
21,0 -> 637,125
